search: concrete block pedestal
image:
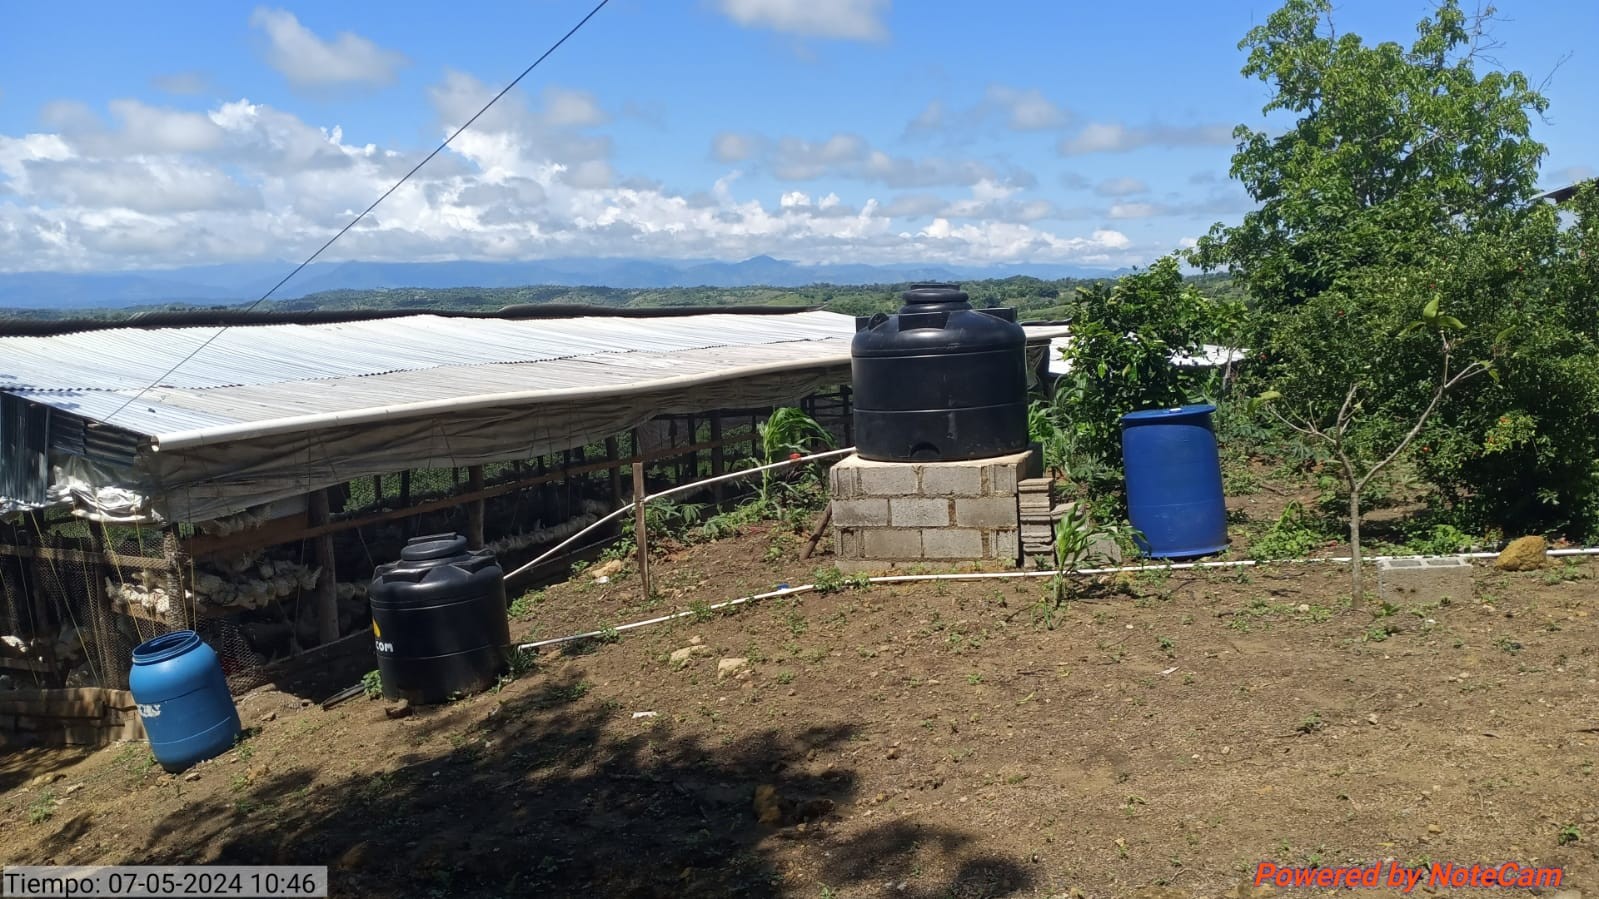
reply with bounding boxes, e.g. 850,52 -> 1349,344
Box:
829,451 -> 1029,573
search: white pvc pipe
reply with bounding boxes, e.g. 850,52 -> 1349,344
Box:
514,546 -> 1599,652
502,446 -> 856,581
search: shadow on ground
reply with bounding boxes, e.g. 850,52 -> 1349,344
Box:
67,670 -> 1032,898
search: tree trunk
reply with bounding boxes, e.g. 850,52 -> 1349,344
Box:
1348,489 -> 1364,604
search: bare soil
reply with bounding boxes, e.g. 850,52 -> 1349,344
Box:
3,516 -> 1598,899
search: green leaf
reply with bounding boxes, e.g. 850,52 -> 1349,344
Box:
1437,315 -> 1465,331
1256,389 -> 1283,402
1399,320 -> 1425,336
1422,297 -> 1440,321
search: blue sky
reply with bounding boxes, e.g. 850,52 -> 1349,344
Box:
0,0 -> 1593,273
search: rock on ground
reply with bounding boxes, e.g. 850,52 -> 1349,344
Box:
1496,535 -> 1549,571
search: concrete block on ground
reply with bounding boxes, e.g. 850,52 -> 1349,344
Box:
919,463 -> 983,496
1378,556 -> 1474,604
921,528 -> 983,559
955,496 -> 1019,529
890,497 -> 951,527
864,528 -> 923,560
831,498 -> 890,528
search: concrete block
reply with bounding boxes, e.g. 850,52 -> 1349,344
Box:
954,496 -> 1019,529
1377,556 -> 1474,604
919,463 -> 983,496
981,451 -> 1030,495
991,529 -> 1020,561
828,465 -> 860,499
864,528 -> 923,560
834,527 -> 863,558
921,528 -> 983,559
857,462 -> 920,496
832,498 -> 889,528
890,497 -> 951,527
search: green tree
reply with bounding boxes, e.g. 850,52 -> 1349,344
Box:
1193,0 -> 1548,321
1258,281 -> 1496,599
1049,256 -> 1245,470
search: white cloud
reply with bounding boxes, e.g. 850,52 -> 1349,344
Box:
152,71 -> 213,96
541,88 -> 606,128
712,132 -> 760,162
982,85 -> 1068,131
1108,202 -> 1160,219
1059,121 -> 1233,155
0,85 -> 1157,272
905,84 -> 1070,138
249,8 -> 407,88
1095,177 -> 1148,197
715,0 -> 889,40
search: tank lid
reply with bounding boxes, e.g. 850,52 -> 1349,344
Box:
400,533 -> 470,562
900,283 -> 971,311
1121,403 -> 1218,422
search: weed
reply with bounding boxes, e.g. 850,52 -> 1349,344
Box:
1250,501 -> 1333,560
1493,635 -> 1523,654
361,669 -> 383,699
689,600 -> 715,623
1558,824 -> 1581,846
27,791 -> 55,825
233,734 -> 255,762
775,670 -> 795,685
1157,635 -> 1176,657
1296,711 -> 1325,734
509,591 -> 544,618
966,673 -> 984,686
812,567 -> 846,594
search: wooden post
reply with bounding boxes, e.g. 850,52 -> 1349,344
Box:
87,525 -> 127,688
709,413 -> 726,505
605,437 -> 623,508
371,475 -> 383,508
161,527 -> 190,632
686,414 -> 699,482
632,461 -> 651,601
466,465 -> 485,550
841,386 -> 854,446
308,489 -> 339,645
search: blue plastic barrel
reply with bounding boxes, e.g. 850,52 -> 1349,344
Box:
1121,404 -> 1228,558
129,630 -> 241,772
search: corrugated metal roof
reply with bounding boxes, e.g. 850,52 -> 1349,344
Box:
1,310 -> 1070,448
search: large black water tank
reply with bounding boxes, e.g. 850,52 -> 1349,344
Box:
368,533 -> 510,705
851,284 -> 1028,462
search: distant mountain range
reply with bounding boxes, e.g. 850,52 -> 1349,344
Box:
0,256 -> 1131,310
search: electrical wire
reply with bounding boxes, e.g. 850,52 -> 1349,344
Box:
100,0 -> 613,427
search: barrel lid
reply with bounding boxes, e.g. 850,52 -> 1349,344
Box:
1121,403 -> 1217,423
132,629 -> 202,664
900,284 -> 971,311
400,533 -> 470,562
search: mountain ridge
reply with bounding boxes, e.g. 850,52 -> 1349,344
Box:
0,257 -> 1132,309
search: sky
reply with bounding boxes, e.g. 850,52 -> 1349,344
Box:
0,0 -> 1593,274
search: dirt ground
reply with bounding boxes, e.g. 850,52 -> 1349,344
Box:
3,513 -> 1598,898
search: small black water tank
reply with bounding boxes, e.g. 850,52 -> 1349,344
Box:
368,533 -> 510,705
851,284 -> 1028,462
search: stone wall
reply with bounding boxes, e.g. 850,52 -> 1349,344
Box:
0,688 -> 145,749
829,451 -> 1029,573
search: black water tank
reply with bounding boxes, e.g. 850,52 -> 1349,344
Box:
851,284 -> 1028,462
368,533 -> 510,705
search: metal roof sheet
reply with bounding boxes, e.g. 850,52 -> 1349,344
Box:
1,310 -> 1070,448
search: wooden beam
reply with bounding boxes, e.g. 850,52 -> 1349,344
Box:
710,413 -> 726,504
0,543 -> 172,571
161,528 -> 189,632
605,437 -> 622,508
466,465 -> 485,549
632,462 -> 650,602
308,490 -> 339,645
